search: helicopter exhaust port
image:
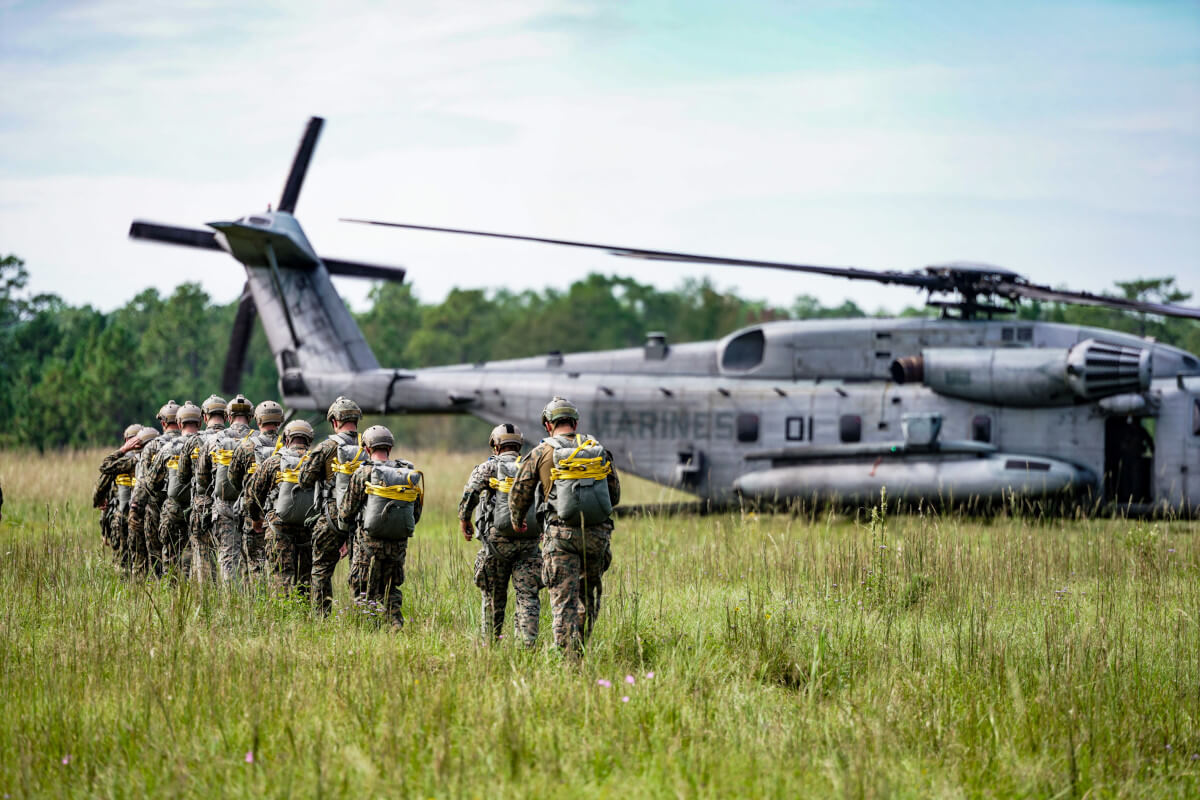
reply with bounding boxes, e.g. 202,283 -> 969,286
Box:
889,338 -> 1150,407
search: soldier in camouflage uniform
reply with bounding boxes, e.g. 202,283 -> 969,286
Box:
191,394 -> 257,582
300,396 -> 366,615
458,423 -> 542,646
177,395 -> 228,582
510,397 -> 620,655
223,400 -> 284,578
145,401 -> 204,577
92,423 -> 144,570
128,400 -> 181,577
246,419 -> 316,598
338,425 -> 422,629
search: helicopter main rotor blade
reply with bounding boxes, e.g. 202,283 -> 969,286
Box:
222,283 -> 257,395
129,221 -> 222,251
339,218 -> 944,291
278,117 -> 324,214
322,257 -> 406,283
999,280 -> 1200,321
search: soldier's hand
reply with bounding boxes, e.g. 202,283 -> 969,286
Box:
98,501 -> 107,511
513,521 -> 527,534
119,438 -> 141,453
252,519 -> 264,533
460,518 -> 473,540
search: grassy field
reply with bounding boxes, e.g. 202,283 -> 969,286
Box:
0,448 -> 1197,798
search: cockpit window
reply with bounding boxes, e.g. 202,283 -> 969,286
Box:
721,329 -> 765,371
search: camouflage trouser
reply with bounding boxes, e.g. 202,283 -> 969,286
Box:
127,502 -> 161,577
242,515 -> 267,579
310,510 -> 353,614
542,523 -> 612,654
349,533 -> 408,628
212,500 -> 242,582
160,498 -> 191,578
101,508 -> 125,567
473,536 -> 542,646
189,496 -> 219,583
266,513 -> 313,599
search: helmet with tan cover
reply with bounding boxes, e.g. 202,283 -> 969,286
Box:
361,425 -> 395,452
137,428 -> 160,446
326,396 -> 362,425
254,400 -> 284,427
540,397 -> 580,427
157,400 -> 181,424
282,419 -> 315,446
228,394 -> 253,418
489,423 -> 523,451
177,402 -> 203,427
123,423 -> 144,441
201,394 -> 227,419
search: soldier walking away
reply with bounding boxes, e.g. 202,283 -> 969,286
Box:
247,419 -> 317,599
199,394 -> 254,582
458,423 -> 542,647
224,400 -> 284,578
510,397 -> 620,657
178,395 -> 228,582
128,400 -> 180,577
146,401 -> 204,578
338,425 -> 422,629
92,423 -> 143,570
302,396 -> 366,615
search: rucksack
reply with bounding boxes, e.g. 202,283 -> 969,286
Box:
547,434 -> 613,527
328,432 -> 366,509
162,435 -> 193,503
273,449 -> 315,525
488,453 -> 540,538
212,428 -> 251,502
362,462 -> 423,541
115,472 -> 135,513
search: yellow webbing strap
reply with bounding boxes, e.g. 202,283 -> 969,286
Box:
247,464 -> 257,475
366,472 -> 423,502
274,453 -> 308,485
115,474 -> 135,487
166,456 -> 180,470
488,457 -> 520,493
549,436 -> 611,483
331,433 -> 365,475
212,449 -> 235,466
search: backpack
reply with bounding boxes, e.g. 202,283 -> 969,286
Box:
162,435 -> 193,503
547,434 -> 613,527
115,472 -> 135,513
273,449 -> 315,525
328,432 -> 366,509
212,428 -> 250,502
488,453 -> 540,538
362,462 -> 423,541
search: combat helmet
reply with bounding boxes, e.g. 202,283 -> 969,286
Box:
489,423 -> 523,451
361,425 -> 395,452
123,423 -> 144,441
326,396 -> 362,425
254,400 -> 284,427
136,428 -> 160,446
157,400 -> 181,424
201,394 -> 228,419
176,402 -> 203,427
540,396 -> 580,426
227,394 -> 253,418
282,419 -> 315,445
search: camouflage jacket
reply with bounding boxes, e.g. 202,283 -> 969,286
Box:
338,458 -> 422,533
509,433 -> 620,529
298,430 -> 360,502
92,448 -> 138,509
458,456 -> 498,523
193,421 -> 250,503
132,429 -> 179,507
226,428 -> 279,504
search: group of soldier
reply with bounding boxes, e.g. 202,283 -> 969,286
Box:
93,393 -> 619,654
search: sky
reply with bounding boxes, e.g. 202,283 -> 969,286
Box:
1,0 -> 1198,317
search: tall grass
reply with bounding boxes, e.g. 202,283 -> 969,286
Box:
0,449 -> 1197,797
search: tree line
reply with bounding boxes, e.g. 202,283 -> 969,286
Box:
1,253 -> 1196,451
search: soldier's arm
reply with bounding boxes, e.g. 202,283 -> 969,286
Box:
195,441 -> 215,493
337,469 -> 368,531
457,460 -> 494,522
246,457 -> 278,523
98,450 -> 133,475
297,439 -> 334,489
177,435 -> 200,486
145,452 -> 170,505
509,445 -> 547,522
606,449 -> 621,508
92,473 -> 114,509
227,439 -> 254,495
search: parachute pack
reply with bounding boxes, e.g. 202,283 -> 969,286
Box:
328,432 -> 366,510
547,434 -> 613,527
212,429 -> 251,502
363,462 -> 423,540
273,448 -> 315,524
162,436 -> 193,503
488,453 -> 540,538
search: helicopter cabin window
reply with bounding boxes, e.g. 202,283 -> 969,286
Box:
722,329 -> 765,370
786,416 -> 804,441
736,413 -> 760,443
1002,328 -> 1015,342
972,415 -> 992,443
1017,328 -> 1033,342
839,415 -> 861,443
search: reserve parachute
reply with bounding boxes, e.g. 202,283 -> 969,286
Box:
363,463 -> 422,540
547,435 -> 613,527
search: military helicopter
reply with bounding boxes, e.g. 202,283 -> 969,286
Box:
130,117 -> 1200,514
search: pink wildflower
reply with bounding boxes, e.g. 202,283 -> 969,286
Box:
645,671 -> 655,679
621,696 -> 630,703
597,678 -> 612,688
245,751 -> 254,764
625,675 -> 635,685
61,755 -> 71,766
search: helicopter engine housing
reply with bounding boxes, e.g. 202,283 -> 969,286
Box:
891,338 -> 1150,407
